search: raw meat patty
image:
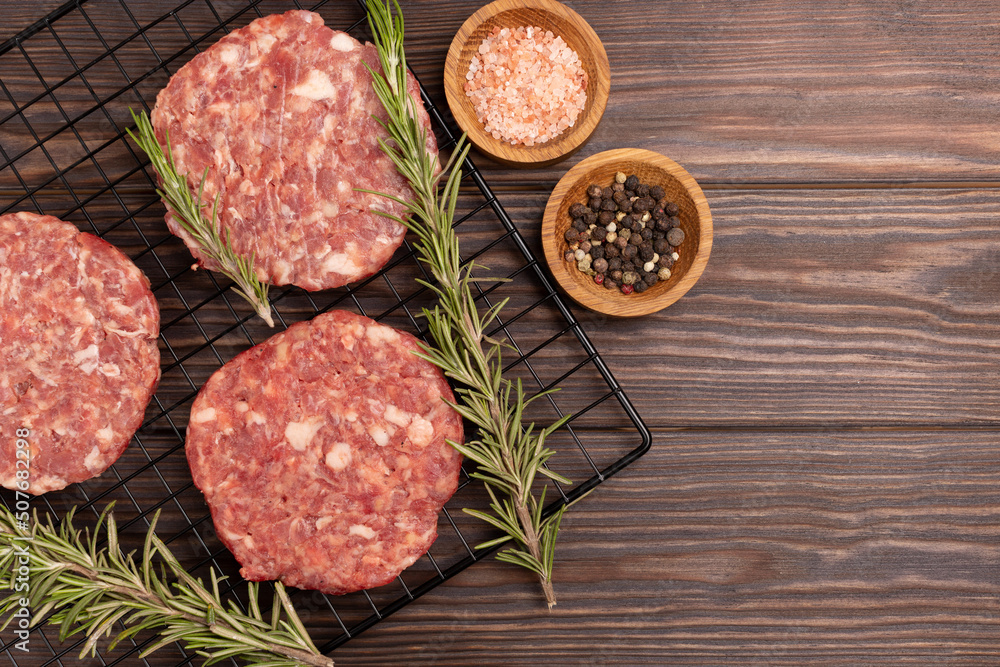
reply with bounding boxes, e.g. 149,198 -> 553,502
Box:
0,212 -> 160,495
151,10 -> 439,291
186,310 -> 463,595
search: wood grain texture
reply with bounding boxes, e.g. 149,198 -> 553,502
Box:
326,431 -> 1000,665
3,0 -> 1000,665
399,0 -> 1000,186
443,0 -> 609,167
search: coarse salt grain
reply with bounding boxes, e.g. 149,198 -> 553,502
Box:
464,25 -> 588,147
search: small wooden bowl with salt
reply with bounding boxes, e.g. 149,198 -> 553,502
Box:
444,0 -> 610,168
542,148 -> 714,317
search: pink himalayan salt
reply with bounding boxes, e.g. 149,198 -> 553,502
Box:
464,25 -> 588,147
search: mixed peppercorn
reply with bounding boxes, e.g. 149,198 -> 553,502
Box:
563,172 -> 684,294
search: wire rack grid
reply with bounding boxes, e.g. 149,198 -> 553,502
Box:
0,0 -> 651,663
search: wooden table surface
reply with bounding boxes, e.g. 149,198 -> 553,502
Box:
3,0 -> 1000,665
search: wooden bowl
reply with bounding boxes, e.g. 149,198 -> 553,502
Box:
542,148 -> 713,317
444,0 -> 610,168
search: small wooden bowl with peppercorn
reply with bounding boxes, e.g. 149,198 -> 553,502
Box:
542,148 -> 713,317
444,0 -> 610,168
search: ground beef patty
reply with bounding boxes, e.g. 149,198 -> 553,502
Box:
186,310 -> 463,595
0,212 -> 160,495
151,10 -> 438,291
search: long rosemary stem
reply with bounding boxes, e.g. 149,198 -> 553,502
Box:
365,0 -> 571,607
127,109 -> 274,327
514,501 -> 556,607
0,504 -> 333,666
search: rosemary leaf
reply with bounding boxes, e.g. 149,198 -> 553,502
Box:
365,0 -> 570,608
0,504 -> 332,666
126,109 -> 274,327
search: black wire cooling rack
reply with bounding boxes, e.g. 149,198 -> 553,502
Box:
0,0 -> 651,663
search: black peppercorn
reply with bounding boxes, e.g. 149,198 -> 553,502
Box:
562,173 -> 691,296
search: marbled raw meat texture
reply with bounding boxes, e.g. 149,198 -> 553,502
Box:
186,310 -> 463,595
0,212 -> 160,495
151,10 -> 438,291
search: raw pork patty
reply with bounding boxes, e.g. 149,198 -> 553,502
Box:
151,10 -> 439,291
186,310 -> 463,595
0,212 -> 160,495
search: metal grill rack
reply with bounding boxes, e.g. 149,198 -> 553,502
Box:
0,0 -> 651,663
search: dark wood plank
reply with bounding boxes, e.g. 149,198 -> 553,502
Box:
16,186 -> 1000,428
500,187 -> 1000,427
398,0 -> 1000,186
0,1 -> 73,39
6,0 -> 1000,187
325,430 -> 1000,665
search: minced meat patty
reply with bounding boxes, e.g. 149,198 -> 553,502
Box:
185,310 -> 463,595
151,10 -> 438,291
0,212 -> 160,495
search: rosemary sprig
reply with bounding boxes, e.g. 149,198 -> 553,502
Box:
365,0 -> 572,608
0,504 -> 332,666
127,109 -> 274,327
